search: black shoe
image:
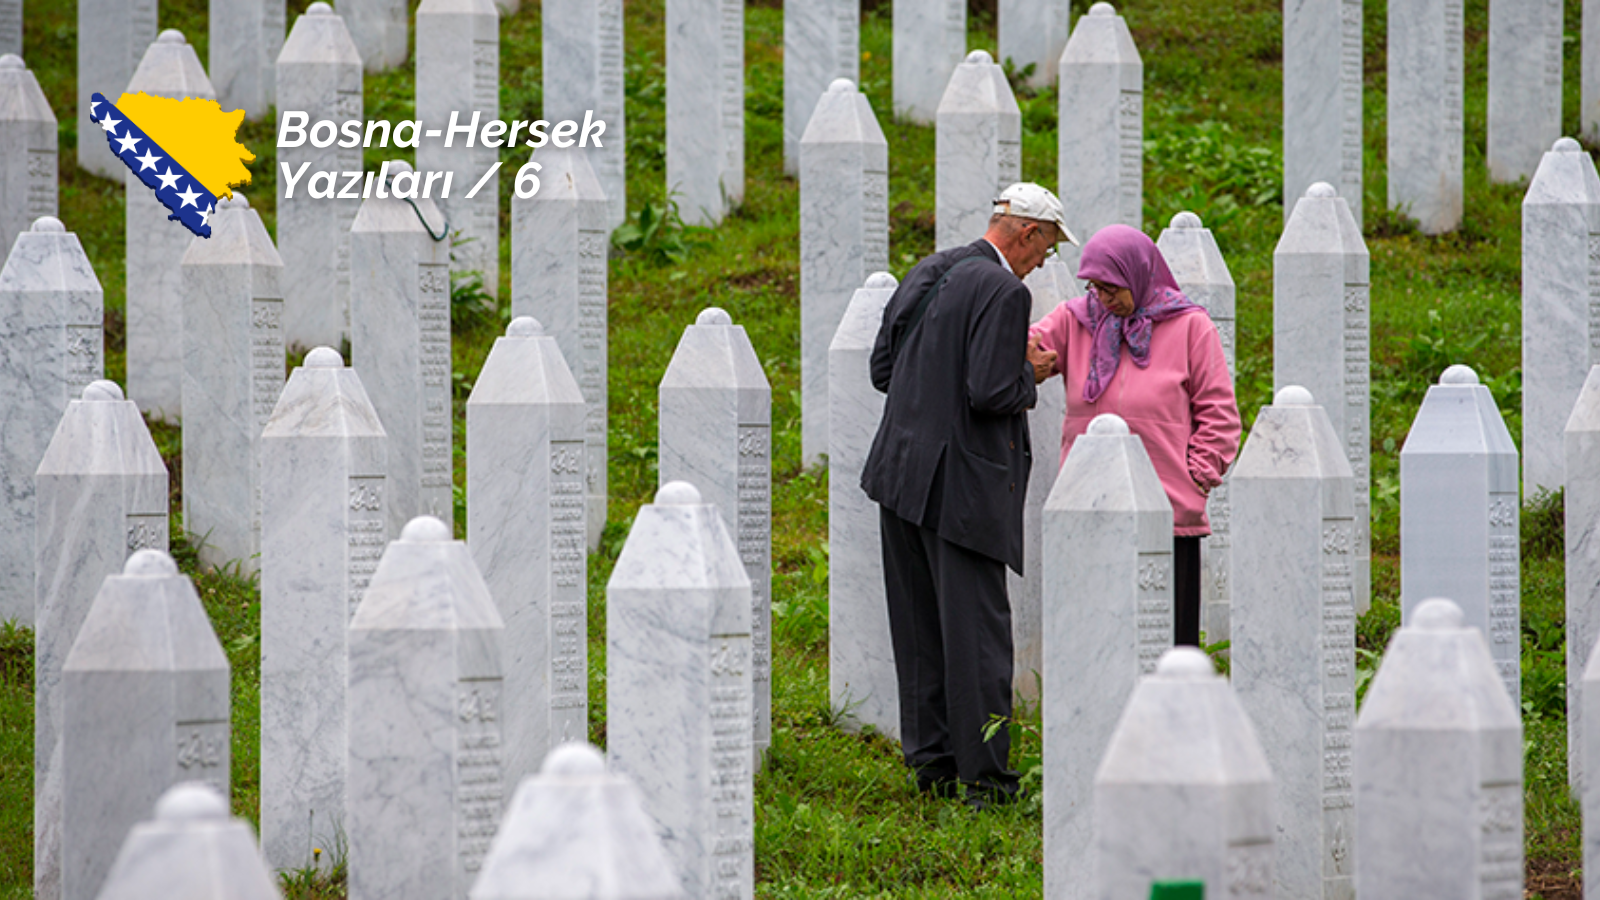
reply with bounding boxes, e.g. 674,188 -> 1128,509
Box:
963,783 -> 1023,812
913,771 -> 961,799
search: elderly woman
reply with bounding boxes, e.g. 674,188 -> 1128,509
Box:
1029,224 -> 1241,646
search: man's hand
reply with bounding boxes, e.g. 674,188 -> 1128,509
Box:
1027,333 -> 1058,384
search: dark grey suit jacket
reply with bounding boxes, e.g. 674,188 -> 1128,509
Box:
860,239 -> 1036,574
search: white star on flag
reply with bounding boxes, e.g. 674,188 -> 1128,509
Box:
134,149 -> 161,172
114,131 -> 141,155
98,115 -> 121,134
199,204 -> 215,228
154,166 -> 181,191
175,184 -> 202,208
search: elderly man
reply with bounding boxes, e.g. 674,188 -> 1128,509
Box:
860,182 -> 1074,809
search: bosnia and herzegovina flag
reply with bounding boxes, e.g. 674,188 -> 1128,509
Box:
88,91 -> 256,239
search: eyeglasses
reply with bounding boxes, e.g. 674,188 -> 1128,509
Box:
1087,280 -> 1124,299
1028,224 -> 1060,257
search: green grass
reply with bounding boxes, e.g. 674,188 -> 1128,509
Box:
0,0 -> 1593,896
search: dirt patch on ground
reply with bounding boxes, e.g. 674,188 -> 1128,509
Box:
1528,856 -> 1580,900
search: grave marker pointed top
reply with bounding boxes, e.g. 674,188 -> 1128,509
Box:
279,0 -> 362,65
128,30 -> 216,99
95,782 -> 280,900
800,77 -> 886,147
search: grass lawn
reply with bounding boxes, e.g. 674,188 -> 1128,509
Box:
0,0 -> 1588,896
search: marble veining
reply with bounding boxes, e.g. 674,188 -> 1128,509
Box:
1283,0 -> 1363,226
606,483 -> 753,900
468,743 -> 685,899
893,0 -> 965,124
1387,0 -> 1463,233
1230,388 -> 1357,900
347,517 -> 506,900
659,310 -> 772,769
1057,3 -> 1141,275
1355,600 -> 1523,899
33,380 -> 167,900
800,78 -> 888,465
466,318 -> 588,795
415,0 -> 499,297
510,146 -> 610,549
0,217 -> 102,626
827,273 -> 899,737
666,0 -> 744,225
783,0 -> 859,175
277,2 -> 362,349
1487,0 -> 1562,183
61,550 -> 230,900
1094,648 -> 1275,899
1274,183 -> 1370,614
76,0 -> 157,179
211,0 -> 285,120
936,50 -> 1022,252
0,55 -> 58,259
998,0 -> 1069,89
340,0 -> 408,72
259,347 -> 386,872
543,0 -> 627,228
124,30 -> 215,421
1567,364 -> 1600,794
181,193 -> 284,573
1042,413 -> 1173,900
350,161 -> 454,538
1523,138 -> 1600,494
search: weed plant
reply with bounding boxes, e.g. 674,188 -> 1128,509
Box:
0,0 -> 1592,896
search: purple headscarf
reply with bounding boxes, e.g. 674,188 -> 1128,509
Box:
1065,224 -> 1202,404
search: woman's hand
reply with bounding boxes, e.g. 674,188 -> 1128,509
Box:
1027,333 -> 1058,384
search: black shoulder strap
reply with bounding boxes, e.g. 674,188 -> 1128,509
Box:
891,254 -> 989,363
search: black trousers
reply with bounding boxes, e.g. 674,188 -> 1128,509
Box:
879,507 -> 1018,794
1174,535 -> 1202,647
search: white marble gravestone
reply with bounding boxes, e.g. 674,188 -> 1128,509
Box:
350,160 -> 453,537
1399,365 -> 1520,707
1094,647 -> 1274,900
543,0 -> 627,228
259,346 -> 386,873
0,55 -> 58,259
1157,211 -> 1236,644
33,380 -> 166,900
666,0 -> 743,225
340,0 -> 406,72
415,0 -> 499,296
61,550 -> 229,900
800,78 -> 888,465
95,783 -> 281,900
1231,386 -> 1356,900
659,308 -> 772,768
0,217 -> 102,626
828,272 -> 898,737
1042,413 -> 1173,900
277,2 -> 363,350
1057,2 -> 1142,274
935,50 -> 1021,252
347,516 -> 506,900
1011,255 -> 1074,700
77,0 -> 157,179
1355,598 -> 1523,899
998,0 -> 1068,89
468,743 -> 685,900
1523,137 -> 1600,494
1387,0 -> 1463,233
783,0 -> 858,175
124,30 -> 215,421
1274,182 -> 1370,614
510,146 -> 609,549
1283,0 -> 1362,226
1487,0 -> 1561,183
467,317 -> 588,792
0,1 -> 16,56
893,0 -> 964,125
1584,633 -> 1600,897
1567,364 -> 1600,793
607,482 -> 753,900
181,192 -> 284,572
211,0 -> 285,120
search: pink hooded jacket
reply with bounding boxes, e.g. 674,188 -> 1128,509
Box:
1029,227 -> 1241,536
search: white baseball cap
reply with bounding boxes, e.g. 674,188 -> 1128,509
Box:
993,182 -> 1079,246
